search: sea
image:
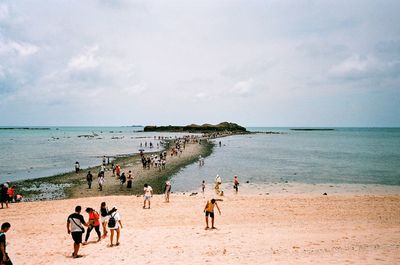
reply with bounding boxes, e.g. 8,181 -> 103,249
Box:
1,127 -> 399,193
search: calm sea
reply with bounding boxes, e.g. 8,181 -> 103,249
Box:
172,128 -> 400,192
1,127 -> 399,189
0,126 -> 187,183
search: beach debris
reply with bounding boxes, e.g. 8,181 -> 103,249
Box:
246,180 -> 250,183
323,192 -> 327,195
189,192 -> 198,196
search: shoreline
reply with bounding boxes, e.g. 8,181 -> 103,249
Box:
14,139 -> 214,201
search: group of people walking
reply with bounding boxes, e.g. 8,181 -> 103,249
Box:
66,202 -> 122,258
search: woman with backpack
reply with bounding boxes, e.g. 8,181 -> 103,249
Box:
108,206 -> 123,247
83,208 -> 101,244
100,202 -> 109,239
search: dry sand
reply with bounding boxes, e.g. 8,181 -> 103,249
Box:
1,189 -> 399,265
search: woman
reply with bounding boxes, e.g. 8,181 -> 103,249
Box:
100,202 -> 109,239
164,181 -> 171,202
108,206 -> 123,247
126,171 -> 133,189
83,208 -> 101,244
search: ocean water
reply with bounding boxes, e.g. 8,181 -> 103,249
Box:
1,127 -> 400,190
171,128 -> 400,192
0,126 -> 190,183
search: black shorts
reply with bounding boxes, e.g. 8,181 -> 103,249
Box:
205,211 -> 214,218
71,231 -> 83,244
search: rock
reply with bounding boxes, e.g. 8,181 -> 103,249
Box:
189,192 -> 198,196
323,192 -> 327,195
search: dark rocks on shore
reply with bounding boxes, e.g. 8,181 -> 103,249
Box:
323,192 -> 328,195
143,122 -> 248,133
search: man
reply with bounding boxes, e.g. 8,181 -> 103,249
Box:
67,206 -> 88,258
0,184 -> 8,209
203,199 -> 221,230
143,184 -> 153,209
0,222 -> 11,265
75,161 -> 80,173
86,171 -> 93,189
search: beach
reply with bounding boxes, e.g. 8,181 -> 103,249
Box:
1,189 -> 399,264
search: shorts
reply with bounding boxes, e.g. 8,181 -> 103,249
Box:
205,211 -> 214,218
71,231 -> 83,244
144,195 -> 151,201
101,215 -> 109,223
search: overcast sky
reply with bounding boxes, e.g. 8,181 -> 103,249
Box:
0,0 -> 399,127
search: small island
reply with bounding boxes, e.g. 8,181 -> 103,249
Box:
144,122 -> 248,133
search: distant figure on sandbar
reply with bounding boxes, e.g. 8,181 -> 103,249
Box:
164,181 -> 171,203
233,175 -> 239,193
86,171 -> 93,189
75,161 -> 80,173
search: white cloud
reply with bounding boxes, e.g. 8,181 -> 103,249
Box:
330,55 -> 371,76
0,39 -> 38,56
68,45 -> 100,70
230,78 -> 254,96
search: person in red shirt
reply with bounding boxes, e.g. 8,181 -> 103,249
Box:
7,186 -> 15,203
83,208 -> 101,244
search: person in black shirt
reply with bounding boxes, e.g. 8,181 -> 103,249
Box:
66,206 -> 88,259
86,171 -> 93,189
0,222 -> 11,265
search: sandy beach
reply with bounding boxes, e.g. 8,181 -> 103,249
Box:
1,188 -> 399,265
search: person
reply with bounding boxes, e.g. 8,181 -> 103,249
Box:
215,175 -> 222,195
102,155 -> 106,166
100,165 -> 105,176
15,194 -> 23,203
112,163 -> 116,175
83,208 -> 101,244
86,171 -> 93,189
66,206 -> 88,259
115,164 -> 121,177
203,199 -> 221,230
100,202 -> 109,239
233,175 -> 239,193
6,186 -> 14,203
108,207 -> 122,247
164,181 -> 171,203
126,171 -> 133,189
98,172 -> 105,191
119,172 -> 126,189
201,180 -> 205,194
75,161 -> 80,173
0,222 -> 12,265
0,184 -> 8,209
143,184 -> 153,209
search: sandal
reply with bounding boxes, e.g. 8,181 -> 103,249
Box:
116,242 -> 120,246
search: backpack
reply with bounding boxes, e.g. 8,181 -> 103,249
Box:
108,213 -> 116,228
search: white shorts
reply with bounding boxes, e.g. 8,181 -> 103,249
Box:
144,195 -> 152,201
101,216 -> 109,223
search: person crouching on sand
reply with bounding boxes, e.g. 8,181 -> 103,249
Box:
108,206 -> 122,247
67,206 -> 88,259
204,199 -> 221,230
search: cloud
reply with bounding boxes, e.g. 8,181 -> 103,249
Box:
68,45 -> 100,70
230,78 -> 254,96
0,39 -> 39,57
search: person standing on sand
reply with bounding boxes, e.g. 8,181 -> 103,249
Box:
100,164 -> 105,176
100,202 -> 109,239
108,207 -> 122,247
75,161 -> 80,173
116,164 -> 121,177
67,206 -> 88,259
215,175 -> 222,195
203,199 -> 221,230
119,172 -> 126,189
86,171 -> 93,189
0,184 -> 8,209
143,184 -> 153,209
83,208 -> 101,244
233,175 -> 239,193
0,222 -> 12,265
202,180 -> 205,194
98,172 -> 105,191
102,156 -> 106,166
164,181 -> 171,202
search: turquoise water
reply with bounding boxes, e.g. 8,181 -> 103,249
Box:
1,127 -> 399,188
0,126 -> 188,183
171,128 -> 400,191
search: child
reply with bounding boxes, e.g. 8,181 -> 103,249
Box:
203,199 -> 221,230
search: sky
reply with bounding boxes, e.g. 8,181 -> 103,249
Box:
0,0 -> 399,127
